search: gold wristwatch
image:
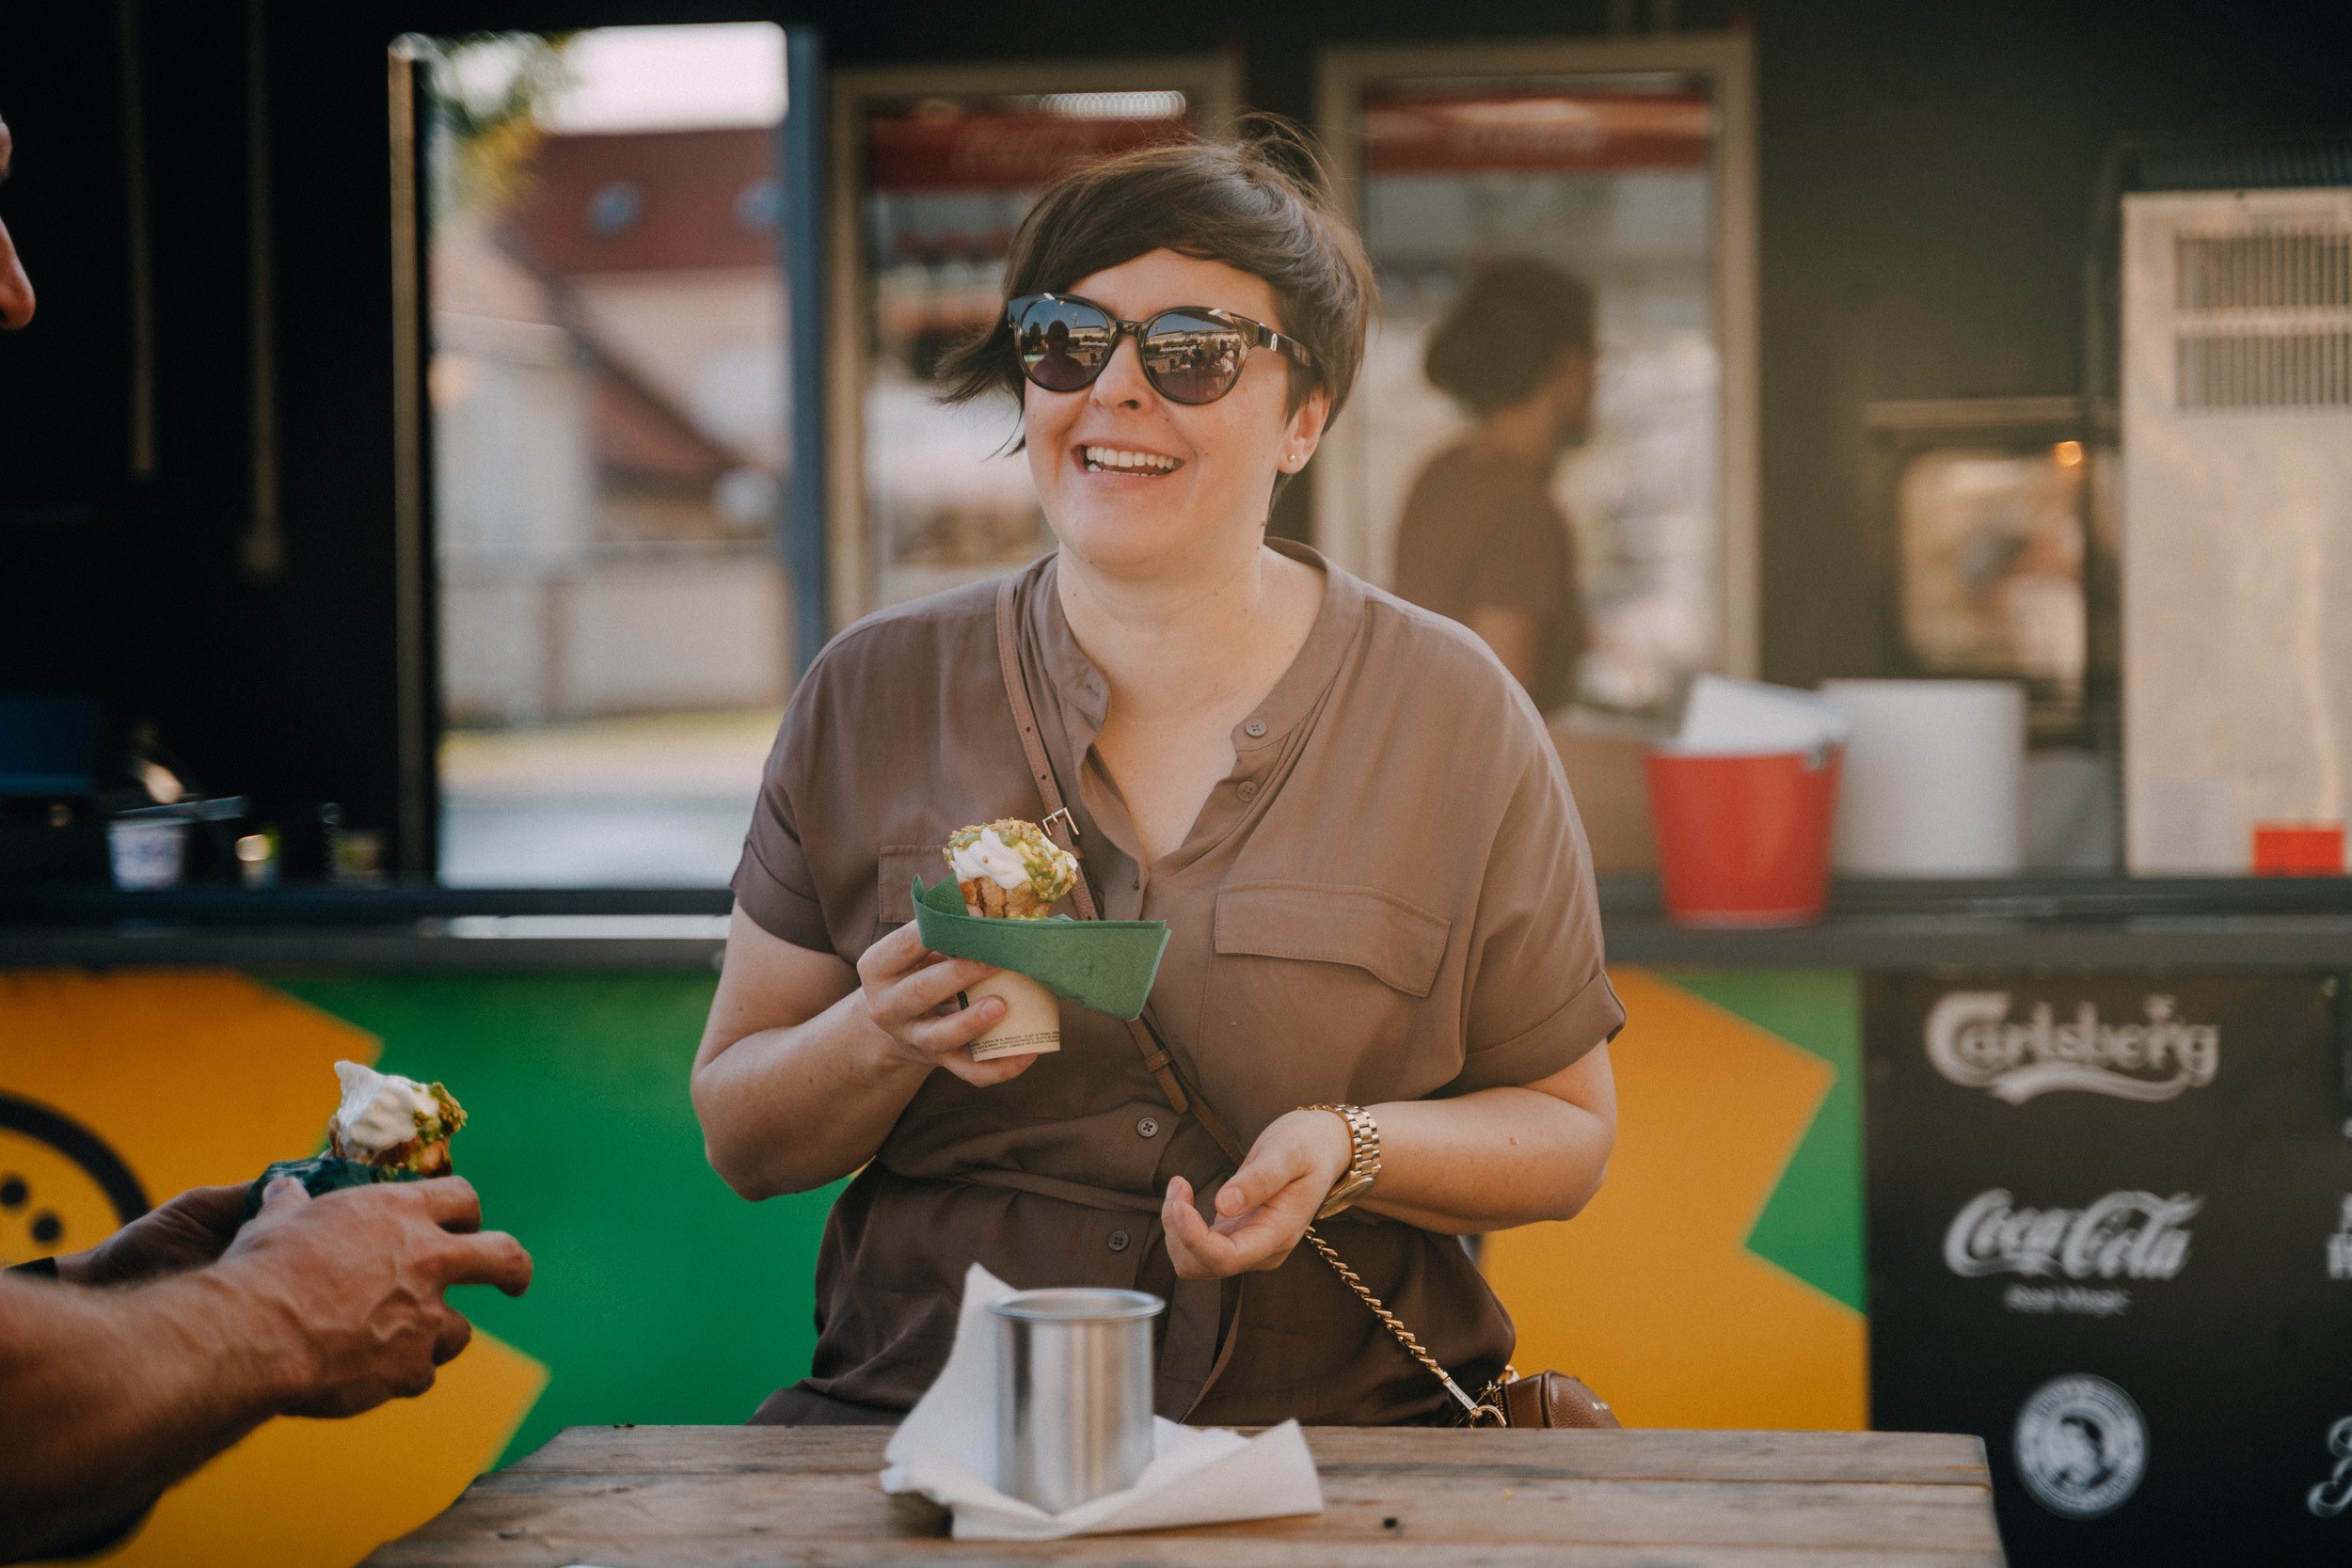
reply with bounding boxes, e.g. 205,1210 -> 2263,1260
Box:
1303,1102 -> 1381,1219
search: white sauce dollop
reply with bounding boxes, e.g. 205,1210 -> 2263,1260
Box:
332,1060 -> 437,1157
947,826 -> 1038,891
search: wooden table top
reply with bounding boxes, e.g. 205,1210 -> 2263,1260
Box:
364,1424 -> 2005,1567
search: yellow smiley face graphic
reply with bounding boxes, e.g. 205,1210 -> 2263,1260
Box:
0,1094 -> 148,1266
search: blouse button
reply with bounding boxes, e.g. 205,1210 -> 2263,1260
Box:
1136,1117 -> 1160,1138
1244,719 -> 1268,738
1237,781 -> 1259,801
1107,1229 -> 1132,1253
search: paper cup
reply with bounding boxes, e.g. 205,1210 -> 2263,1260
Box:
964,970 -> 1060,1061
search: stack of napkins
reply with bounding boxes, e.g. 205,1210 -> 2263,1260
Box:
1664,673 -> 1851,756
880,1265 -> 1324,1541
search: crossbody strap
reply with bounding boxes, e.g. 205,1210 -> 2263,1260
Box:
991,574 -> 1492,1425
993,577 -> 1242,1156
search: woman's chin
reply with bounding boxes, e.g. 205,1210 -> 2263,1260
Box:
1049,511 -> 1200,577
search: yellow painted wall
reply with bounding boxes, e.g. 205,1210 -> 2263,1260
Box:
0,973 -> 544,1568
1484,967 -> 1869,1429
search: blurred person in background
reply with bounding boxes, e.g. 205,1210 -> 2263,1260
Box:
1391,261 -> 1597,712
694,130 -> 1619,1431
0,106 -> 532,1564
0,111 -> 34,327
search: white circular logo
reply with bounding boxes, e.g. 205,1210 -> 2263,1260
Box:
2013,1374 -> 2148,1518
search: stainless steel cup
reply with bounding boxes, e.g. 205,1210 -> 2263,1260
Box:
989,1287 -> 1164,1513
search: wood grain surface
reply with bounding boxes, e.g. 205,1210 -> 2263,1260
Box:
363,1425 -> 2006,1567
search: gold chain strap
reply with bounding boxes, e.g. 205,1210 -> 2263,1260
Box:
1303,1225 -> 1505,1426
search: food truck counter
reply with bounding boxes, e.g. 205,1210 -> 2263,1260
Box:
3,875 -> 2347,971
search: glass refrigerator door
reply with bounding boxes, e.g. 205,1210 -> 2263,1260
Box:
832,66 -> 1237,618
1320,40 -> 1756,719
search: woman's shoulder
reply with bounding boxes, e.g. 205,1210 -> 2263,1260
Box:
800,573 -> 1009,689
1348,576 -> 1549,731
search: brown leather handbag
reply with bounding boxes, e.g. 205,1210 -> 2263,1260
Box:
992,578 -> 1619,1432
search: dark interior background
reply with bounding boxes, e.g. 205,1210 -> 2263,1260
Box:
4,0 -> 2348,876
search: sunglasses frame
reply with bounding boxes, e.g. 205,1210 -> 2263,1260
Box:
1007,292 -> 1316,405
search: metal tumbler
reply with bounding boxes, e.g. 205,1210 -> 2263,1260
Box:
989,1287 -> 1165,1513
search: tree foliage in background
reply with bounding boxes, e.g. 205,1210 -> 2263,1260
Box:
417,32 -> 579,222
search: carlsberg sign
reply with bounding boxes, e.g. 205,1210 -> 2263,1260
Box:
1926,990 -> 2219,1104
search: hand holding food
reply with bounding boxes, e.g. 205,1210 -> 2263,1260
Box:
852,920 -> 1036,1088
245,1061 -> 469,1217
220,1174 -> 532,1418
943,819 -> 1075,1060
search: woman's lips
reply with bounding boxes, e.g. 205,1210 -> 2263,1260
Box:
1079,443 -> 1183,475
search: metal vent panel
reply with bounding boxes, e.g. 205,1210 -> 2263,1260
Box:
2176,330 -> 2352,409
2176,230 -> 2352,310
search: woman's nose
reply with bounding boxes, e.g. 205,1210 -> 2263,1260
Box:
0,216 -> 34,329
1089,331 -> 1151,408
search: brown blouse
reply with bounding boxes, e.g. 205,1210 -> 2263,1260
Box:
732,541 -> 1624,1426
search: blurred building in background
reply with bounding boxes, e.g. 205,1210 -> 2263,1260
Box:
424,25 -> 789,884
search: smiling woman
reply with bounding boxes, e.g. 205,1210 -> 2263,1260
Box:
690,126 -> 1624,1432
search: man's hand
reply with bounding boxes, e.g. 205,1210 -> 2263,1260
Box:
52,1184 -> 249,1290
216,1175 -> 532,1418
1161,1109 -> 1353,1280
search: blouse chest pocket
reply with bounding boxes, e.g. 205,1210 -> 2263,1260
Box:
1202,882 -> 1454,1108
875,846 -> 946,931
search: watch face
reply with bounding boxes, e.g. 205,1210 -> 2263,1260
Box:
1320,1170 -> 1375,1217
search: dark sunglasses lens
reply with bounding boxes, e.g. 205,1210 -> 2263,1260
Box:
1015,299 -> 1114,392
1140,312 -> 1246,404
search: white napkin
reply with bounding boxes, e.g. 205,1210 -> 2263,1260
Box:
880,1264 -> 1323,1541
1668,673 -> 1852,755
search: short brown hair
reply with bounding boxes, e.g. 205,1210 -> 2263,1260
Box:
1424,261 -> 1595,417
940,122 -> 1376,422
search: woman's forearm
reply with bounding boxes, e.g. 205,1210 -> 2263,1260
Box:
692,987 -> 931,1199
1354,1084 -> 1613,1234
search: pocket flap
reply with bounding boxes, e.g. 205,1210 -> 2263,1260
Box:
876,845 -> 945,925
1213,881 -> 1452,998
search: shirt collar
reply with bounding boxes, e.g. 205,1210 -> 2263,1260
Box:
1025,540 -> 1365,756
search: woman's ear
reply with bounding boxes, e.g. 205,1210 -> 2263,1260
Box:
1279,388 -> 1333,473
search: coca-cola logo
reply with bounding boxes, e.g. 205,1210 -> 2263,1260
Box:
1926,991 -> 2218,1103
1945,1188 -> 2200,1281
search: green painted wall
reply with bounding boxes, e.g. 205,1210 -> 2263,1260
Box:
269,974 -> 843,1465
1662,969 -> 1866,1313
265,964 -> 1866,1462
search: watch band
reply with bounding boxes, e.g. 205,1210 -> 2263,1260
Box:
1303,1102 -> 1381,1219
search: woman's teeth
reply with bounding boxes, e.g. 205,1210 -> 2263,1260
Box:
1082,446 -> 1180,474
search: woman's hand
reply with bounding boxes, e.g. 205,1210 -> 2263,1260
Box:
853,920 -> 1038,1088
1161,1109 -> 1351,1279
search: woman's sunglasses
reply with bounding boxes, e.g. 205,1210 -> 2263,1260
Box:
1008,292 -> 1315,406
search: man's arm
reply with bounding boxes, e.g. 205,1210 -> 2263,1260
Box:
0,1259 -> 296,1559
0,1177 -> 531,1563
1465,605 -> 1540,693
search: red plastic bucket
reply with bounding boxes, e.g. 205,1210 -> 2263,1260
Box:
1644,746 -> 1843,926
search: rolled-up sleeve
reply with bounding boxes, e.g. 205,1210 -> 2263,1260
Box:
732,689 -> 834,954
1443,736 -> 1624,1095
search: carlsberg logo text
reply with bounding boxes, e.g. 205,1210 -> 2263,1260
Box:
1945,1189 -> 2200,1280
1926,991 -> 2218,1103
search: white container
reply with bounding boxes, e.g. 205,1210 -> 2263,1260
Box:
108,817 -> 189,891
1820,680 -> 2024,876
